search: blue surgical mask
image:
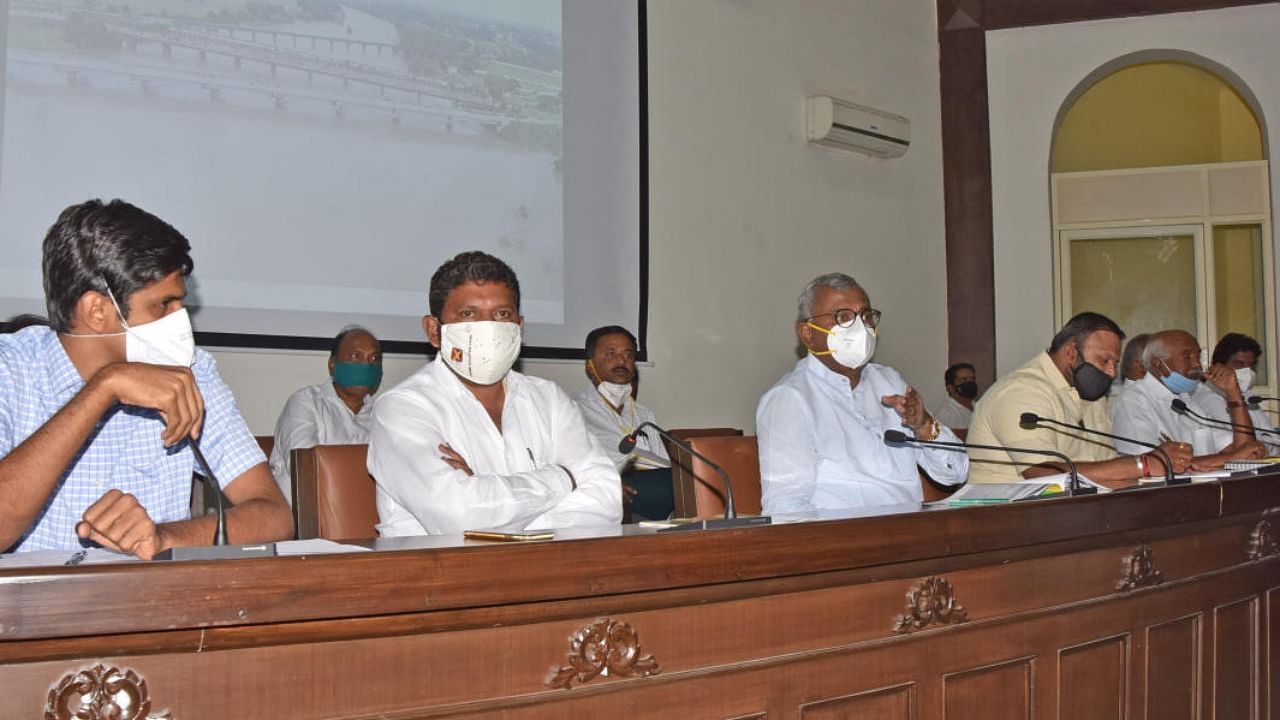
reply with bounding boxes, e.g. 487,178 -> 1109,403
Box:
332,362 -> 382,391
1160,370 -> 1199,396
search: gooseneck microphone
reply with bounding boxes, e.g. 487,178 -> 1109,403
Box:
190,437 -> 229,546
1170,398 -> 1280,439
154,436 -> 277,561
1246,395 -> 1279,406
882,429 -> 1093,496
1019,412 -> 1176,485
620,422 -> 771,531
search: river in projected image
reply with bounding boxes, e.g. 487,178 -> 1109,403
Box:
0,0 -> 566,325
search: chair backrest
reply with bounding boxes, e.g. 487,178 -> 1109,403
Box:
679,435 -> 762,518
665,427 -> 743,517
255,435 -> 275,458
291,444 -> 378,540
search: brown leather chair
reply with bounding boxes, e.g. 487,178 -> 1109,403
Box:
255,435 -> 275,458
677,435 -> 763,518
665,427 -> 743,517
290,444 -> 378,540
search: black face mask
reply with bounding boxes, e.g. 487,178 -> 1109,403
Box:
955,381 -> 978,399
1072,359 -> 1112,401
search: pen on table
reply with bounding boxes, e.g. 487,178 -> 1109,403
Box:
64,550 -> 87,566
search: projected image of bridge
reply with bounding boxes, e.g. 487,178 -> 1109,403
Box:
6,0 -> 563,153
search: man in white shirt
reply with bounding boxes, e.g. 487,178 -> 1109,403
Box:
367,251 -> 621,536
756,273 -> 968,515
933,362 -> 977,439
269,326 -> 382,505
1112,329 -> 1265,468
1194,333 -> 1280,453
571,325 -> 672,520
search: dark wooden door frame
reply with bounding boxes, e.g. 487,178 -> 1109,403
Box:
937,0 -> 1278,386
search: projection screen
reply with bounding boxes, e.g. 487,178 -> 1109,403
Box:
0,0 -> 646,358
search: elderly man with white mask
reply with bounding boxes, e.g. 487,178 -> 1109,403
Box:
756,273 -> 967,515
367,251 -> 621,536
1110,329 -> 1265,469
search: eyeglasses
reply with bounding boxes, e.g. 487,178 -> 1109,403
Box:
809,308 -> 882,329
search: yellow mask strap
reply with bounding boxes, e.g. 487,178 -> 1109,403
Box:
586,358 -> 602,384
804,322 -> 834,356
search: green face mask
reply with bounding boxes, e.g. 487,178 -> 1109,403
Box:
332,362 -> 382,391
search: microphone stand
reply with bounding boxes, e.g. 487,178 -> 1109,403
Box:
620,422 -> 771,531
154,437 -> 277,561
1020,413 -> 1178,486
1171,398 -> 1280,439
882,429 -> 1092,496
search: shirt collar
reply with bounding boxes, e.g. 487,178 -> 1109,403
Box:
1034,351 -> 1075,395
40,328 -> 88,399
428,354 -> 521,398
1138,370 -> 1179,397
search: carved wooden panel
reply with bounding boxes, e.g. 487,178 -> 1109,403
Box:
1145,615 -> 1200,720
546,618 -> 659,689
1059,635 -> 1127,719
1117,544 -> 1163,591
893,576 -> 969,633
944,658 -> 1032,720
44,664 -> 172,720
800,683 -> 915,719
1212,598 -> 1257,720
1269,588 -> 1280,720
1247,519 -> 1277,560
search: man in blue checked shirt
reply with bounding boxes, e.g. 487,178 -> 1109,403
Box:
0,199 -> 292,559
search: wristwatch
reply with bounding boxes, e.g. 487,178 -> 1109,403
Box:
917,416 -> 942,442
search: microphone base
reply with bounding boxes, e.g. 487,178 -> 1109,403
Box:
154,543 -> 278,561
658,516 -> 772,533
1067,486 -> 1099,496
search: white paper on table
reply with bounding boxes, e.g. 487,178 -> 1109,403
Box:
275,539 -> 373,556
0,547 -> 135,568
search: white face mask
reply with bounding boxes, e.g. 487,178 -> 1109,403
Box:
440,320 -> 521,385
1236,366 -> 1255,394
105,285 -> 196,367
597,381 -> 632,408
808,317 -> 877,369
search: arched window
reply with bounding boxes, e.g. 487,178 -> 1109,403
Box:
1050,56 -> 1275,391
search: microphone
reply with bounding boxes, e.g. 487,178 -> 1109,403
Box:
1170,398 -> 1280,439
154,436 -> 277,561
882,429 -> 1093,496
1019,412 -> 1177,486
619,422 -> 771,531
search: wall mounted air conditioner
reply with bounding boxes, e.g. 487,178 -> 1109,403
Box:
804,96 -> 910,159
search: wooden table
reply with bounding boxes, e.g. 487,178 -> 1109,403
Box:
3,476 -> 1278,719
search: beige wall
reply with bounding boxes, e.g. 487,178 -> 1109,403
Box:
215,0 -> 951,435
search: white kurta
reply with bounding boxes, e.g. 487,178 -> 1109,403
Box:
1111,373 -> 1233,456
367,357 -> 622,536
756,356 -> 968,515
932,396 -> 974,431
269,380 -> 373,505
570,387 -> 670,471
1192,383 -> 1280,454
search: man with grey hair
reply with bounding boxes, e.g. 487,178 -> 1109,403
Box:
270,325 -> 383,504
1111,328 -> 1264,468
756,273 -> 967,514
1120,333 -> 1150,383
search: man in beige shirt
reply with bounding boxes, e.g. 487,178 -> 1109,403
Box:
967,312 -> 1191,488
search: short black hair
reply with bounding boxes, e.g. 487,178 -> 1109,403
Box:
1212,332 -> 1263,365
0,314 -> 48,334
585,325 -> 637,356
330,325 -> 377,360
42,199 -> 193,332
427,251 -> 520,318
1048,312 -> 1125,355
944,362 -> 974,387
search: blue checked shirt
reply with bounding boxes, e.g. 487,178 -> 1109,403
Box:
0,326 -> 265,553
